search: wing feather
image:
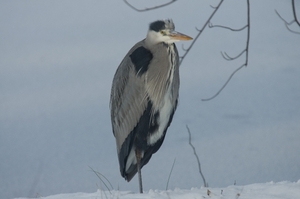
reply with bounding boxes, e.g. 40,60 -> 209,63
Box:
110,40 -> 149,155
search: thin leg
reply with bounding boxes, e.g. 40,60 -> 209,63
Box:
135,149 -> 143,193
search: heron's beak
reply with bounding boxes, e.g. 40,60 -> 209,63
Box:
169,31 -> 193,41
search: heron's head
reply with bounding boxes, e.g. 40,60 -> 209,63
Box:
146,19 -> 192,45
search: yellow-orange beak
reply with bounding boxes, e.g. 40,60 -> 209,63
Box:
169,31 -> 193,41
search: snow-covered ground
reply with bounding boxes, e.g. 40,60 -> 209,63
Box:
15,181 -> 300,199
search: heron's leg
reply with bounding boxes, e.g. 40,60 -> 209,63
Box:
135,149 -> 143,193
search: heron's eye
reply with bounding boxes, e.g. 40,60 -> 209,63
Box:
160,30 -> 166,35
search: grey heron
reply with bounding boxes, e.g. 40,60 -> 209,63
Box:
110,19 -> 192,193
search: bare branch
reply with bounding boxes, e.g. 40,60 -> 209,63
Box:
186,125 -> 207,187
201,64 -> 246,101
89,166 -> 113,194
179,0 -> 225,66
210,5 -> 217,9
275,0 -> 300,34
195,26 -> 203,32
165,158 -> 176,190
209,22 -> 248,32
285,22 -> 300,34
276,9 -> 300,34
221,49 -> 246,61
123,0 -> 177,12
292,0 -> 300,27
275,9 -> 294,25
245,0 -> 251,67
202,0 -> 250,101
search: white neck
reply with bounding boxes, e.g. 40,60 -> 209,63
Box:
145,30 -> 178,46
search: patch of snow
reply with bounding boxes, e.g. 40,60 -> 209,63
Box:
15,180 -> 300,199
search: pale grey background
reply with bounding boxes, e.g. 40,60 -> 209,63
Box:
1,0 -> 299,198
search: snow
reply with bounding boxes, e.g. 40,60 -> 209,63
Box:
15,181 -> 300,199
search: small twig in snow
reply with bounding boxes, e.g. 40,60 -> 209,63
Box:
186,125 -> 208,187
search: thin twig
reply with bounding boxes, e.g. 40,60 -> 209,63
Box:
284,21 -> 300,34
201,64 -> 246,101
179,0 -> 225,66
202,0 -> 250,101
89,166 -> 113,194
166,158 -> 176,190
275,9 -> 294,25
209,22 -> 248,32
245,0 -> 251,67
186,125 -> 207,187
275,0 -> 300,34
123,0 -> 177,12
221,49 -> 246,61
292,0 -> 300,26
275,9 -> 300,34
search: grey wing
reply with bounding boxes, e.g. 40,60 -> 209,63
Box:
109,42 -> 148,155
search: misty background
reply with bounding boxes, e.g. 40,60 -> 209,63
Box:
1,1 -> 299,198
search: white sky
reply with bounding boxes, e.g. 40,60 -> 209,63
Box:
1,0 -> 299,198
